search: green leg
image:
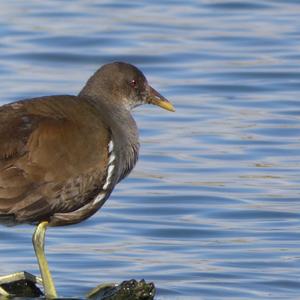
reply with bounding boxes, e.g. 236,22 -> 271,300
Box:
33,221 -> 57,298
0,285 -> 9,297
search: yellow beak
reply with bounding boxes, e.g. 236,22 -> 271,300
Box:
147,86 -> 175,112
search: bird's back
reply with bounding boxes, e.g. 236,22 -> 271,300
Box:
0,95 -> 111,226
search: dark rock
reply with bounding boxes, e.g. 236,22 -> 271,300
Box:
0,279 -> 43,297
87,279 -> 156,300
0,274 -> 155,300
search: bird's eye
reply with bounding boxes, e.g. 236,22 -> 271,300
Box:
129,79 -> 137,88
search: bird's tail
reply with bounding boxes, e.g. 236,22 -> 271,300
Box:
0,214 -> 16,226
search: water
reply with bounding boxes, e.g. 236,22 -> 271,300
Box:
0,1 -> 300,299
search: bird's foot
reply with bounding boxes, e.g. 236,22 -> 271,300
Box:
0,271 -> 43,297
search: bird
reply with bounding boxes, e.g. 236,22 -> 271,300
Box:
0,62 -> 174,298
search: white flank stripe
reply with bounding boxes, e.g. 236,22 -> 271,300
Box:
103,164 -> 115,190
103,182 -> 109,190
107,164 -> 114,178
108,152 -> 116,164
93,193 -> 105,204
108,140 -> 114,153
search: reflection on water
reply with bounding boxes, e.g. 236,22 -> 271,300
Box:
0,1 -> 300,299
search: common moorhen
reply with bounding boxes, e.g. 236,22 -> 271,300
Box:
0,62 -> 174,298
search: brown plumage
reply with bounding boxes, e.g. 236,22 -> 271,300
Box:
0,62 -> 174,297
0,96 -> 110,225
0,62 -> 174,228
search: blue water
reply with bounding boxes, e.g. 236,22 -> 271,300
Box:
1,1 -> 300,299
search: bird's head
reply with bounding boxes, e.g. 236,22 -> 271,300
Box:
80,62 -> 175,112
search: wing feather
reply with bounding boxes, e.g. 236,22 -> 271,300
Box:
0,96 -> 109,224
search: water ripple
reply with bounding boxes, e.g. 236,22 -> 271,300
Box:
0,1 -> 300,299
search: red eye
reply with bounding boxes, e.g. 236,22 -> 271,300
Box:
130,79 -> 137,88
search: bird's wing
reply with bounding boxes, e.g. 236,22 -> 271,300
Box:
0,97 -> 109,224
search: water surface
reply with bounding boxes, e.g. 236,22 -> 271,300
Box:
0,1 -> 300,299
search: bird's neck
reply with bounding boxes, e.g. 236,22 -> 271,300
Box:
79,93 -> 140,183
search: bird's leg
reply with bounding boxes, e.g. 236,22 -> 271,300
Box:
33,221 -> 57,298
0,285 -> 10,296
0,222 -> 56,298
